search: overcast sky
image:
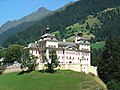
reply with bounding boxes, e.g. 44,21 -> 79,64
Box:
0,0 -> 77,26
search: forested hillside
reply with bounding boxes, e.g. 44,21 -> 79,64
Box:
2,0 -> 120,47
0,22 -> 35,44
95,7 -> 120,42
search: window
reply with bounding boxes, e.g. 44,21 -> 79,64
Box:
73,57 -> 74,60
66,56 -> 68,59
44,50 -> 46,53
39,51 -> 41,54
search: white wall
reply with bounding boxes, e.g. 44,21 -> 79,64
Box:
38,63 -> 97,76
29,50 -> 40,57
46,41 -> 58,48
79,44 -> 90,51
57,50 -> 90,64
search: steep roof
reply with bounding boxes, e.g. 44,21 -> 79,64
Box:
28,43 -> 37,48
41,33 -> 55,38
58,41 -> 78,47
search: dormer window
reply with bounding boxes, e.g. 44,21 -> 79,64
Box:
44,36 -> 47,38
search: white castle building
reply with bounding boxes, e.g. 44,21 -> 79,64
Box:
25,26 -> 97,76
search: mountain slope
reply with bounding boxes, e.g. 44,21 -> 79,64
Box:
2,0 -> 120,47
0,1 -> 75,44
0,7 -> 52,44
0,7 -> 52,35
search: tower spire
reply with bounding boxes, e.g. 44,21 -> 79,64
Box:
46,25 -> 50,33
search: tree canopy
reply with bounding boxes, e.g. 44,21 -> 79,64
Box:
4,44 -> 23,63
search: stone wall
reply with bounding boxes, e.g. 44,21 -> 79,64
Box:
38,63 -> 98,76
3,67 -> 21,74
2,63 -> 97,76
87,66 -> 97,76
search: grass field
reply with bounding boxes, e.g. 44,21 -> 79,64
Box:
0,70 -> 106,90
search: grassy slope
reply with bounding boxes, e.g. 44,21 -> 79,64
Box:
0,70 -> 106,90
53,18 -> 105,49
66,17 -> 99,41
53,15 -> 106,49
66,18 -> 105,49
66,17 -> 106,49
66,8 -> 114,42
91,41 -> 105,49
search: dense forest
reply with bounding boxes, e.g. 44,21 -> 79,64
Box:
90,7 -> 120,42
2,0 -> 120,47
0,21 -> 36,44
97,36 -> 120,89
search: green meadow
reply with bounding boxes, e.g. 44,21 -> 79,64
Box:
0,70 -> 106,90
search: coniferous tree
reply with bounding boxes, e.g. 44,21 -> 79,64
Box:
86,22 -> 90,30
98,36 -> 120,85
98,35 -> 115,83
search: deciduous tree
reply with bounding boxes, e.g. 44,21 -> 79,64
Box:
20,54 -> 38,72
4,44 -> 23,63
48,50 -> 59,72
